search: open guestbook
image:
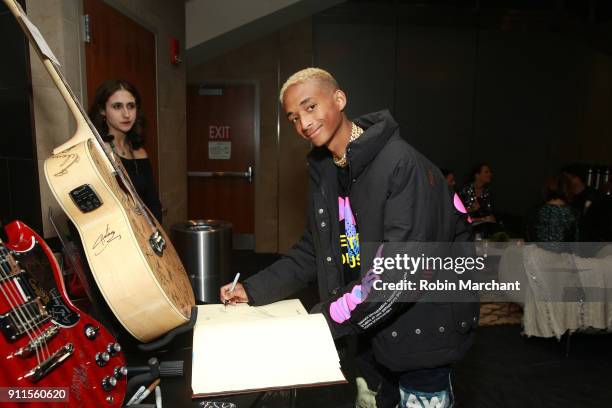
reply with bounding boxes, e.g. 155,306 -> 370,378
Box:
191,299 -> 346,397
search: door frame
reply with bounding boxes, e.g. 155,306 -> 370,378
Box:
187,79 -> 260,250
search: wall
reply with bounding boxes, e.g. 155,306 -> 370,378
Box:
185,0 -> 343,68
186,0 -> 300,48
314,2 -> 612,219
24,0 -> 187,237
187,18 -> 312,253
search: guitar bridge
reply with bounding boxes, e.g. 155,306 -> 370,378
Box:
23,343 -> 74,382
13,324 -> 60,358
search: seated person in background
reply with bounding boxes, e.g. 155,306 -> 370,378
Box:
88,79 -> 163,223
531,176 -> 578,242
459,163 -> 495,223
561,164 -> 607,242
440,168 -> 456,190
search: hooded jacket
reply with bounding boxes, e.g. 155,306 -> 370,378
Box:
244,110 -> 478,371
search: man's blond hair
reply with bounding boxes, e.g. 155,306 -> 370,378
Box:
279,67 -> 339,103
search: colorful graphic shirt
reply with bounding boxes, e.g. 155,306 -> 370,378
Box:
338,167 -> 360,284
329,167 -> 367,325
339,196 -> 360,283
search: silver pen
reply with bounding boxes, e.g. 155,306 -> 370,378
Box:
224,272 -> 241,308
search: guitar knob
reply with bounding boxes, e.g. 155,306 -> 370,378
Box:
101,375 -> 117,391
113,366 -> 127,380
84,324 -> 99,340
95,352 -> 110,367
106,342 -> 121,356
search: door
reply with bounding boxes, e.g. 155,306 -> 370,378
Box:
186,84 -> 256,248
83,0 -> 158,185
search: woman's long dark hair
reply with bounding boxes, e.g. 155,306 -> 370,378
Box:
468,162 -> 489,183
88,79 -> 146,149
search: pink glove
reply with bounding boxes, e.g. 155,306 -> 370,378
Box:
329,285 -> 363,324
329,245 -> 383,324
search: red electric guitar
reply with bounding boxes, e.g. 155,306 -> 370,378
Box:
0,221 -> 126,407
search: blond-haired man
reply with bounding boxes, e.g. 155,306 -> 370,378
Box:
222,68 -> 478,407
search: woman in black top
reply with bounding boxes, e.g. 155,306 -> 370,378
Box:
88,79 -> 162,222
460,163 -> 495,222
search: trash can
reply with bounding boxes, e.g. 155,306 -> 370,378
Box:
171,220 -> 232,304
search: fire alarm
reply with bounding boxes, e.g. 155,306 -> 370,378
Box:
169,37 -> 181,66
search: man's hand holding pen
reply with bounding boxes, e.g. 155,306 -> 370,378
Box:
220,274 -> 249,306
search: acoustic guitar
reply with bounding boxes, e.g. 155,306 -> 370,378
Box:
3,0 -> 195,342
0,220 -> 126,407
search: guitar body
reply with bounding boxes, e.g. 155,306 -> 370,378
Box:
44,139 -> 195,342
0,221 -> 126,407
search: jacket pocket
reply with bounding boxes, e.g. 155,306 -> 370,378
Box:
372,303 -> 460,371
374,304 -> 454,352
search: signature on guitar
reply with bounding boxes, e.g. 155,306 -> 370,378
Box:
53,153 -> 79,177
92,224 -> 121,256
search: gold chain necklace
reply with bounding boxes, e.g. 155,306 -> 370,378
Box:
333,122 -> 364,168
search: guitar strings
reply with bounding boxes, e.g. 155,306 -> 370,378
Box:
2,243 -> 53,364
0,244 -> 49,364
0,243 -> 50,365
9,243 -> 55,362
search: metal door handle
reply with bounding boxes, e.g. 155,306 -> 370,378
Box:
188,166 -> 253,183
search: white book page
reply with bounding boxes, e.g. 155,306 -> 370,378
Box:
192,312 -> 344,396
196,299 -> 308,325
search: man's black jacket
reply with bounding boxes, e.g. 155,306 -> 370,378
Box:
244,110 -> 479,371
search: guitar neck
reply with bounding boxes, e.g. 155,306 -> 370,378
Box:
44,60 -> 104,154
2,0 -> 104,154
